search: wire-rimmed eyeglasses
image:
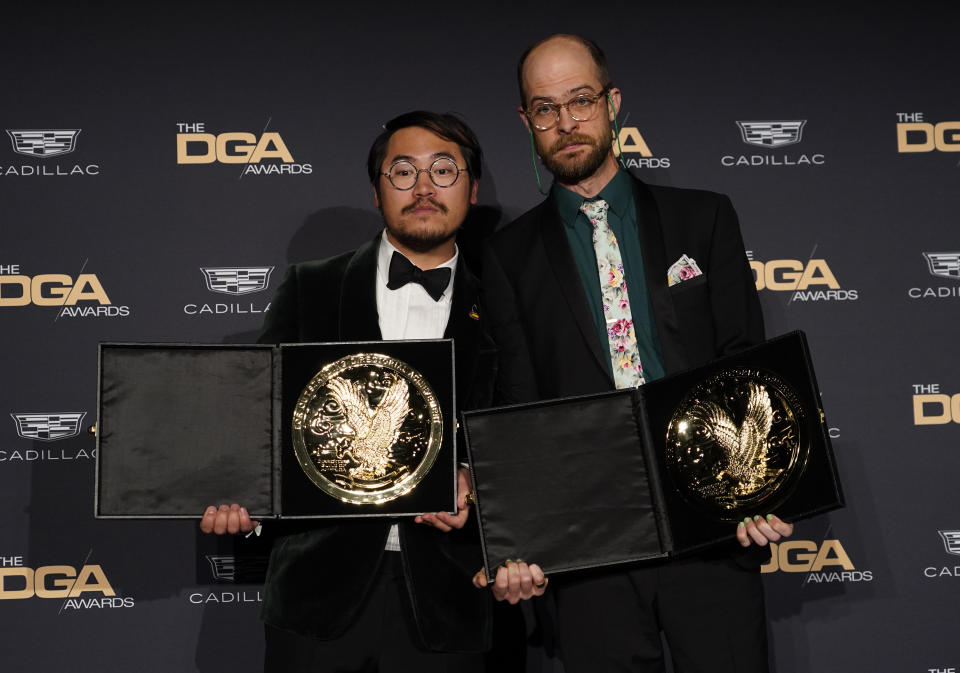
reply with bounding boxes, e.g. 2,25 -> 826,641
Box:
524,88 -> 610,131
381,157 -> 468,190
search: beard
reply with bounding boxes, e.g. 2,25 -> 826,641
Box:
385,198 -> 459,254
540,130 -> 613,184
389,226 -> 458,254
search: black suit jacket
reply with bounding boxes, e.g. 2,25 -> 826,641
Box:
483,176 -> 766,565
485,176 -> 763,400
258,233 -> 494,652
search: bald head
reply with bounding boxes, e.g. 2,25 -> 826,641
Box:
516,34 -> 612,107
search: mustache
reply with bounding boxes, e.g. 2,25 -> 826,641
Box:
402,198 -> 448,215
548,134 -> 597,154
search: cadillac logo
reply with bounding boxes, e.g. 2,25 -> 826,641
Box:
736,121 -> 806,148
200,267 -> 274,295
6,129 -> 81,157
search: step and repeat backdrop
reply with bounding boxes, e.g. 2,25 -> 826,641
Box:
1,2 -> 957,672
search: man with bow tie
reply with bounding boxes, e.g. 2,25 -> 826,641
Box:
479,34 -> 794,673
201,110 -> 495,672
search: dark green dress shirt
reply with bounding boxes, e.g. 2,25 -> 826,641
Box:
551,169 -> 666,382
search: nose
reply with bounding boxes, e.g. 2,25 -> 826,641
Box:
556,105 -> 579,134
413,168 -> 436,196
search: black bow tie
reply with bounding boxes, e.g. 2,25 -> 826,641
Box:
386,251 -> 452,302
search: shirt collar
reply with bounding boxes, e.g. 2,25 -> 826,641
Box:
376,231 -> 458,293
551,168 -> 633,229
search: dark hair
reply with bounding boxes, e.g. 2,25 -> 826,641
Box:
366,111 -> 483,189
516,34 -> 612,106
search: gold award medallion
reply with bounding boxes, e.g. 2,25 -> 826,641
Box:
665,369 -> 807,520
292,353 -> 443,504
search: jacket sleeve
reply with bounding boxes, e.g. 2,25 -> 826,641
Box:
481,243 -> 541,405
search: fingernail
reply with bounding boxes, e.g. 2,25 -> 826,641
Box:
241,507 -> 248,516
766,513 -> 773,521
743,517 -> 751,525
206,507 -> 216,514
738,521 -> 745,528
753,515 -> 761,522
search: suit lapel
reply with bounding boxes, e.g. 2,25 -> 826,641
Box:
444,257 -> 480,344
338,234 -> 383,341
630,178 -> 688,373
444,257 -> 482,403
540,200 -> 612,381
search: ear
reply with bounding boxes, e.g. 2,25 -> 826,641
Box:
469,180 -> 479,206
372,185 -> 381,209
607,87 -> 622,121
517,105 -> 531,132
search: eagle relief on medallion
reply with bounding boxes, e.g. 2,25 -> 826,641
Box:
292,353 -> 442,504
665,369 -> 807,520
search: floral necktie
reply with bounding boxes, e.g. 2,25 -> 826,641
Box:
579,199 -> 645,388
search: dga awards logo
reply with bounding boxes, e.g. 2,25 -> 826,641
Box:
896,113 -> 960,154
612,118 -> 671,169
923,530 -> 960,578
0,553 -> 134,609
3,412 -> 95,462
722,120 -> 825,167
746,250 -> 858,301
175,121 -> 312,176
761,538 -> 873,583
912,384 -> 960,426
2,129 -> 100,176
183,266 -> 274,316
0,262 -> 130,318
909,252 -> 960,300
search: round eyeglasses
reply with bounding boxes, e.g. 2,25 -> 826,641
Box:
381,157 -> 468,190
524,88 -> 609,131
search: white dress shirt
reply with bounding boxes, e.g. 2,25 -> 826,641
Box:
376,234 -> 457,551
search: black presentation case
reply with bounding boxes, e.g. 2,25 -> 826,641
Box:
94,340 -> 458,519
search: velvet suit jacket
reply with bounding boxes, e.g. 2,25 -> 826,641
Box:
257,233 -> 494,652
483,176 -> 767,565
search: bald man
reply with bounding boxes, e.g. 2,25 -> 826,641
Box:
479,34 -> 792,673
